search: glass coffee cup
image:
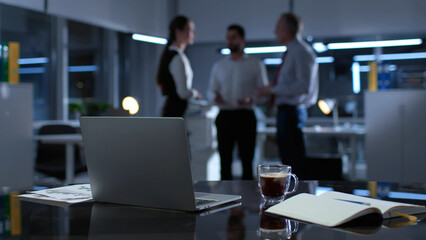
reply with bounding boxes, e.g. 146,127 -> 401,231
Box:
257,164 -> 298,204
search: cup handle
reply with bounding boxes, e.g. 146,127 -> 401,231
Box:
287,173 -> 299,194
291,220 -> 299,233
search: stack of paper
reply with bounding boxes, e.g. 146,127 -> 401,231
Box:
16,184 -> 93,207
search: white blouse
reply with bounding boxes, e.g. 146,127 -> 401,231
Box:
168,45 -> 196,99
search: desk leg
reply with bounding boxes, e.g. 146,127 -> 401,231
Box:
65,143 -> 75,185
350,136 -> 357,180
256,132 -> 265,164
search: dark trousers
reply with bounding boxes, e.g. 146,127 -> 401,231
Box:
276,105 -> 307,177
162,96 -> 188,117
215,109 -> 257,180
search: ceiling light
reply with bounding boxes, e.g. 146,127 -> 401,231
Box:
312,42 -> 328,53
221,48 -> 231,55
19,67 -> 46,74
18,57 -> 49,65
316,57 -> 334,63
132,34 -> 167,45
354,52 -> 426,61
328,38 -> 422,50
359,65 -> 371,72
358,65 -> 397,72
221,46 -> 287,55
245,46 -> 287,54
263,56 -> 334,65
68,65 -> 98,72
388,191 -> 426,201
263,58 -> 283,65
351,62 -> 361,94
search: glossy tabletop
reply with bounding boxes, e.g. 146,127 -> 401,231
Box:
1,180 -> 426,239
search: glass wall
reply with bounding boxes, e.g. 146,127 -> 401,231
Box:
118,32 -> 131,103
0,4 -> 114,120
186,34 -> 426,122
0,4 -> 52,120
68,20 -> 105,117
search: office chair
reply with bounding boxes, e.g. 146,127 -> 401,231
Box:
300,156 -> 344,181
35,124 -> 87,179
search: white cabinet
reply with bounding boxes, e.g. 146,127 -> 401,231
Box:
365,90 -> 426,182
186,115 -> 215,181
0,83 -> 33,190
0,0 -> 45,12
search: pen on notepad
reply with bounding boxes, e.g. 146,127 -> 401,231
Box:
335,199 -> 371,206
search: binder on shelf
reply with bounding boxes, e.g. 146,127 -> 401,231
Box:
0,194 -> 3,236
1,43 -> 9,83
2,194 -> 11,236
368,61 -> 377,91
0,193 -> 22,237
0,42 -> 20,83
9,192 -> 21,236
0,44 -> 2,83
8,42 -> 20,84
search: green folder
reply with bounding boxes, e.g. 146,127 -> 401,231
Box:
1,43 -> 9,82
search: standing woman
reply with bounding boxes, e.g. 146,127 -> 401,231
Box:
156,15 -> 201,117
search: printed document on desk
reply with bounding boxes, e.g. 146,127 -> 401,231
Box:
16,184 -> 93,207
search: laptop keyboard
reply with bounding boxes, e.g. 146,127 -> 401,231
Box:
195,198 -> 218,206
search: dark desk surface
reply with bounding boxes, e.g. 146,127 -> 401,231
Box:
2,180 -> 426,239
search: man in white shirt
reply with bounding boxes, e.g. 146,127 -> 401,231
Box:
258,13 -> 319,178
208,25 -> 268,180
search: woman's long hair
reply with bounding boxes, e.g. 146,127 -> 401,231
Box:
156,16 -> 190,88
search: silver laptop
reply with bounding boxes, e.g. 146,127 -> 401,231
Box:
80,117 -> 241,211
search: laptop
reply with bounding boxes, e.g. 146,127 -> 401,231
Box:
80,117 -> 241,212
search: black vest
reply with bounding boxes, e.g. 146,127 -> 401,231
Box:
157,49 -> 180,98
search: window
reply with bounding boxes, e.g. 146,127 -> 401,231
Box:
0,4 -> 52,120
68,20 -> 105,116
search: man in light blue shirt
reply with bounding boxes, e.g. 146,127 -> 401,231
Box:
258,13 -> 319,177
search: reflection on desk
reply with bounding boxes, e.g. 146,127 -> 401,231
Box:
258,203 -> 299,239
89,203 -> 196,239
4,180 -> 425,239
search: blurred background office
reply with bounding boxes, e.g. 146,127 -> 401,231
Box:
1,0 -> 425,189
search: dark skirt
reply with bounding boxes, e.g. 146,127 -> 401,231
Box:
162,96 -> 188,117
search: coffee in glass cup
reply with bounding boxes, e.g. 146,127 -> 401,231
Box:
257,164 -> 298,204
